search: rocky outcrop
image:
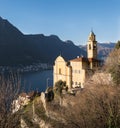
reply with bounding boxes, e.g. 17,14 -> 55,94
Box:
21,118 -> 29,128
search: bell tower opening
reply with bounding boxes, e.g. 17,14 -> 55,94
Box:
87,31 -> 97,59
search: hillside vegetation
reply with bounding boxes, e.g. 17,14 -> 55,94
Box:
0,44 -> 119,128
20,47 -> 120,128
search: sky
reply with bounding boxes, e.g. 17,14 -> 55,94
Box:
0,0 -> 120,45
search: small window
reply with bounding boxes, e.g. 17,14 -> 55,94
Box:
93,43 -> 96,49
89,44 -> 91,50
59,68 -> 61,74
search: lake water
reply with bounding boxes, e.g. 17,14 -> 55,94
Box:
21,70 -> 53,92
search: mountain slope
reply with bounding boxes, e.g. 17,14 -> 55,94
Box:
0,17 -> 85,66
0,17 -> 29,65
97,43 -> 115,60
25,34 -> 86,64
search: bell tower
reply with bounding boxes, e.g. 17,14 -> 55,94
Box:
87,31 -> 97,59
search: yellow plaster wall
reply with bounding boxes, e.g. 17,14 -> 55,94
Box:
53,56 -> 72,88
70,61 -> 86,88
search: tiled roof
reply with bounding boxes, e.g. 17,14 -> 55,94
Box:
70,57 -> 88,62
88,58 -> 101,62
19,92 -> 27,97
70,57 -> 100,63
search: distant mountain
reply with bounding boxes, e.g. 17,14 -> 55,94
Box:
24,34 -> 86,64
0,17 -> 116,66
79,42 -> 116,61
0,17 -> 85,66
97,42 -> 116,60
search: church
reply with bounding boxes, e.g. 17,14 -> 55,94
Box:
53,31 -> 101,88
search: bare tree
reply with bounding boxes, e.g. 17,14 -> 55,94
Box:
63,83 -> 120,128
0,72 -> 21,128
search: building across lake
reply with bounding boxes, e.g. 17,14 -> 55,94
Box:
53,31 -> 101,88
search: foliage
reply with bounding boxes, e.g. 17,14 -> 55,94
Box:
44,81 -> 120,128
105,49 -> 120,85
45,87 -> 54,101
20,78 -> 120,128
22,97 -> 44,128
115,40 -> 120,49
54,80 -> 67,96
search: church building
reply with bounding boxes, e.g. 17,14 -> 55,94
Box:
53,31 -> 101,88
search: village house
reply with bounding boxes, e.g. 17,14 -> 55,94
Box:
53,31 -> 101,88
12,91 -> 40,113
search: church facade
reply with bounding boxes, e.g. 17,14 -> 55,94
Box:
53,31 -> 101,88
